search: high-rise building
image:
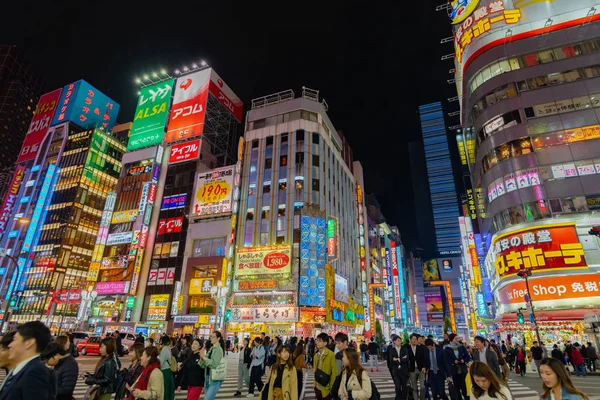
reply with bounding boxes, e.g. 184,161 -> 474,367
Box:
452,0 -> 600,338
230,88 -> 367,339
0,45 -> 44,176
413,102 -> 462,257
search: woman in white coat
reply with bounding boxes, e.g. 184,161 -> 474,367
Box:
338,348 -> 372,400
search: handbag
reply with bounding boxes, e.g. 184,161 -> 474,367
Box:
84,386 -> 99,400
210,352 -> 228,381
447,381 -> 458,400
314,352 -> 331,387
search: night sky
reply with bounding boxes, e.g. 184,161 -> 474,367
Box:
3,1 -> 454,248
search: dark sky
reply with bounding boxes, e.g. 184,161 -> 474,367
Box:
2,1 -> 454,247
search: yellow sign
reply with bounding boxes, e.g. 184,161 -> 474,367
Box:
197,181 -> 231,204
111,209 -> 138,224
238,137 -> 244,161
147,294 -> 169,321
235,246 -> 292,277
189,278 -> 213,295
450,0 -> 480,25
198,315 -> 209,324
356,184 -> 363,204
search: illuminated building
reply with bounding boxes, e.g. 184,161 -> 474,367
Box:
0,45 -> 44,176
453,0 -> 600,342
231,88 -> 366,340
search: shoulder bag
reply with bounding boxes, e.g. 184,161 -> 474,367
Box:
210,350 -> 228,381
315,351 -> 331,387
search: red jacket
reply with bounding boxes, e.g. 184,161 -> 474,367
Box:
571,349 -> 585,365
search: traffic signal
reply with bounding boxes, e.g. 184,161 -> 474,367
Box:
517,311 -> 525,324
224,309 -> 231,322
8,298 -> 16,308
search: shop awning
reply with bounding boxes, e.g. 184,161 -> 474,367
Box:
497,309 -> 600,323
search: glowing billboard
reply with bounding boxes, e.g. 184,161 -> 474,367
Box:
23,165 -> 57,251
208,69 -> 243,122
127,79 -> 175,151
192,166 -> 235,218
235,246 -> 292,277
0,166 -> 25,236
166,69 -> 210,143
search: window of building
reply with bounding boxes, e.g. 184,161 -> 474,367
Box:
295,178 -> 304,189
263,184 -> 270,194
312,133 -> 320,144
279,181 -> 287,191
192,237 -> 226,257
254,119 -> 266,129
312,178 -> 320,191
261,207 -> 270,219
312,154 -> 319,167
265,158 -> 272,169
280,155 -> 287,167
296,130 -> 305,142
252,140 -> 259,148
246,209 -> 254,220
266,136 -> 273,146
296,152 -> 304,164
281,134 -> 288,143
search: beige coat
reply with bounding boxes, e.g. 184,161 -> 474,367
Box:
338,370 -> 372,400
132,368 -> 165,400
264,365 -> 298,400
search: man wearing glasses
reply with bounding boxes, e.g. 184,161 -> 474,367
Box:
313,333 -> 337,400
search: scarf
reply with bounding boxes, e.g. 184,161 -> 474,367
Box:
127,362 -> 160,399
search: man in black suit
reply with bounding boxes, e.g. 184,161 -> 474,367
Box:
403,333 -> 427,400
424,339 -> 450,400
388,335 -> 408,400
0,321 -> 53,400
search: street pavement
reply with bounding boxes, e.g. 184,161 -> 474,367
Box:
4,353 -> 600,399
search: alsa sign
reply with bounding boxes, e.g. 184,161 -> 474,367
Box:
169,139 -> 201,164
235,246 -> 292,277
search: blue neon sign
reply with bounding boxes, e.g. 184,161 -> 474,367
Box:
476,292 -> 488,317
23,164 -> 56,251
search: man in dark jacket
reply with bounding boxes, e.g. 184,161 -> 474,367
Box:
424,339 -> 449,400
388,335 -> 407,400
0,321 -> 53,400
113,331 -> 124,357
586,342 -> 598,371
134,333 -> 145,344
360,341 -> 368,364
444,334 -> 470,400
331,332 -> 349,400
368,339 -> 380,372
41,342 -> 79,400
551,344 -> 565,364
402,333 -> 427,400
472,336 -> 501,379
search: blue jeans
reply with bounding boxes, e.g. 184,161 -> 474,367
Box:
205,380 -> 223,400
575,364 -> 587,376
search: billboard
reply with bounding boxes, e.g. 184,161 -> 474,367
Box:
111,210 -> 138,224
235,246 -> 292,277
127,79 -> 175,151
169,139 -> 201,164
192,166 -> 235,218
100,255 -> 128,270
189,278 -> 213,295
23,164 -> 57,251
105,231 -> 133,246
497,273 -> 600,305
166,70 -> 211,143
95,281 -> 130,295
425,293 -> 444,322
230,306 -> 298,322
161,194 -> 187,210
492,223 -> 586,280
208,69 -> 243,122
423,259 -> 441,281
0,166 -> 25,236
17,89 -> 62,163
334,275 -> 348,303
51,80 -> 119,130
147,294 -> 170,321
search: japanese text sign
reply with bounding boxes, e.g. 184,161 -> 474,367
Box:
238,280 -> 277,290
147,294 -> 170,321
230,306 -> 298,322
498,273 -> 600,305
208,69 -> 243,122
51,80 -> 119,130
235,246 -> 292,277
161,193 -> 187,210
95,281 -> 129,295
193,165 -> 235,218
17,89 -> 62,163
493,223 -> 587,279
157,217 -> 183,235
127,79 -> 174,151
0,166 -> 25,236
166,69 -> 210,143
169,139 -> 201,164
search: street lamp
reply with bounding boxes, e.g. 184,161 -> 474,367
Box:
517,268 -> 542,343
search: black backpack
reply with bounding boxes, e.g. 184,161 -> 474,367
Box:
352,371 -> 380,400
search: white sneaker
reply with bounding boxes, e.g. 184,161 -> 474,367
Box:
247,395 -> 255,398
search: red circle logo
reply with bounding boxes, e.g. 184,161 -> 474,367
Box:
263,252 -> 289,269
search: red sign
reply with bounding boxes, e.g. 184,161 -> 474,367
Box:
493,223 -> 587,279
148,183 -> 157,203
159,217 -> 184,235
169,139 -> 201,164
209,70 -> 243,122
17,89 -> 63,163
263,252 -> 290,270
0,166 -> 25,235
166,70 -> 210,143
138,226 -> 149,248
53,289 -> 82,304
498,273 -> 600,305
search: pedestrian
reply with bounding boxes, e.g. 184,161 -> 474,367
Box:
472,336 -> 502,379
500,341 -> 507,355
530,341 -> 544,377
234,338 -> 252,397
268,337 -> 281,368
403,333 -> 426,400
126,346 -> 164,400
177,338 -> 205,400
469,361 -> 513,400
332,332 -> 349,399
116,343 -> 144,400
338,348 -> 372,400
327,336 -> 336,352
359,341 -> 368,365
66,334 -> 78,358
41,341 -> 79,400
84,337 -> 120,400
540,357 -> 589,400
114,330 -> 125,357
425,338 -> 450,400
263,336 -> 271,374
367,339 -> 379,372
226,338 -> 231,355
0,332 -> 16,374
159,335 -> 176,400
248,337 -> 266,397
551,345 -> 565,364
571,344 -> 586,377
145,337 -> 155,348
314,332 -> 337,400
515,345 -> 526,376
199,331 -> 226,400
234,336 -> 240,353
289,337 -> 298,355
585,342 -> 597,372
293,340 -> 309,400
444,333 -> 471,400
263,345 -> 298,400
388,335 -> 407,400
135,333 -> 145,344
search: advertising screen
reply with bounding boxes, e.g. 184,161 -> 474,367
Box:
161,194 -> 187,210
169,139 -> 201,164
498,273 -> 600,305
111,210 -> 138,224
51,80 -> 119,130
192,165 -> 235,218
230,306 -> 298,323
208,69 -> 243,122
147,294 -> 170,321
334,274 -> 348,303
17,89 -> 62,163
95,281 -> 130,295
425,293 -> 444,322
166,70 -> 211,143
0,166 -> 25,236
23,164 -> 57,251
127,79 -> 175,151
235,246 -> 292,277
423,259 -> 441,281
492,222 -> 586,279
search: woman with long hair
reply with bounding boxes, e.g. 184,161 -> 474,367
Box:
515,345 -> 527,376
469,361 -> 513,400
338,348 -> 371,400
234,337 -> 252,397
126,346 -> 164,400
177,339 -> 206,400
263,345 -> 298,400
84,337 -> 120,400
540,357 -> 589,400
268,337 -> 280,367
199,331 -> 226,400
293,341 -> 308,400
41,342 -> 79,400
159,335 -> 176,400
248,337 -> 266,396
116,343 -> 145,400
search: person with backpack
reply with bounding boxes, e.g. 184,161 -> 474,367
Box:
125,346 -> 164,400
115,343 -> 144,400
84,337 -> 120,400
177,338 -> 205,400
338,348 -> 373,400
367,339 -> 379,372
314,332 -> 337,400
199,331 -> 226,400
159,335 -> 176,400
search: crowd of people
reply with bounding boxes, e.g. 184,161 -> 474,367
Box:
0,323 -> 593,400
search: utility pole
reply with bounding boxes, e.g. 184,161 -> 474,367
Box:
0,253 -> 21,333
517,268 -> 542,344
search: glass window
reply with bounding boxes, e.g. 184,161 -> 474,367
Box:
312,154 -> 319,167
508,58 -> 521,70
295,178 -> 304,189
279,181 -> 287,191
583,66 -> 600,78
576,160 -> 596,176
246,209 -> 254,220
265,158 -> 272,169
528,76 -> 549,89
261,207 -> 270,219
312,133 -> 320,144
296,152 -> 304,164
192,237 -> 227,257
572,95 -> 592,110
312,178 -> 320,191
263,184 -> 270,194
296,130 -> 305,142
538,50 -> 554,63
549,199 -> 562,213
517,80 -> 529,92
280,155 -> 287,167
563,69 -> 582,82
266,136 -> 273,146
523,53 -> 540,66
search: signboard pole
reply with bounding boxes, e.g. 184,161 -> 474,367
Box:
519,269 -> 542,344
0,254 -> 20,333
